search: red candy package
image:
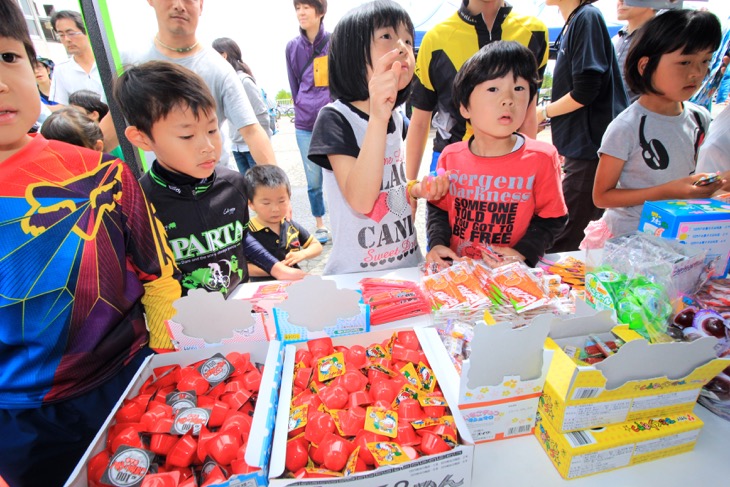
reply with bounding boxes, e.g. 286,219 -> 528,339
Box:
360,278 -> 431,325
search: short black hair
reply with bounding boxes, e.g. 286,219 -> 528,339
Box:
244,165 -> 291,200
69,90 -> 109,119
294,0 -> 327,17
328,0 -> 414,107
113,61 -> 216,139
626,9 -> 721,96
51,10 -> 86,34
453,41 -> 539,111
0,0 -> 37,65
41,107 -> 103,150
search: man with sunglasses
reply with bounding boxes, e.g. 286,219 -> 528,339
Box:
49,10 -> 106,105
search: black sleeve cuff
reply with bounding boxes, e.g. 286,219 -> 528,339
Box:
571,71 -> 603,106
513,215 -> 569,267
426,202 -> 451,249
243,234 -> 278,273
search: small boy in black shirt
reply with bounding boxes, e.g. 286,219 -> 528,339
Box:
244,165 -> 323,280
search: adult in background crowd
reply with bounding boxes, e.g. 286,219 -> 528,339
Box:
100,0 -> 276,166
406,0 -> 549,183
286,0 -> 332,244
33,56 -> 58,109
213,37 -> 273,173
538,0 -> 628,253
49,10 -> 106,105
612,0 -> 656,103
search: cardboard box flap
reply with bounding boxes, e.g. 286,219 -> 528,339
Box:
277,275 -> 361,329
245,341 -> 285,468
595,336 -> 720,390
466,319 -> 550,388
547,300 -> 617,340
269,344 -> 297,479
171,288 -> 256,343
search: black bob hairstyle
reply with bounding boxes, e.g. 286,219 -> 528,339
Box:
69,89 -> 109,119
328,0 -> 415,108
625,9 -> 721,96
453,40 -> 539,111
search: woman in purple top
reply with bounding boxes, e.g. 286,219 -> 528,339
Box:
285,0 -> 332,244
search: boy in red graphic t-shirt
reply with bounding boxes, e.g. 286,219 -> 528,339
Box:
426,41 -> 568,267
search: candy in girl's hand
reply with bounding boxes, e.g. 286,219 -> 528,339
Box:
436,168 -> 446,176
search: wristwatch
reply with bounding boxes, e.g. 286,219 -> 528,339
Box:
541,105 -> 550,120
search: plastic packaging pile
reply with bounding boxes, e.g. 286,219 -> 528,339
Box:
585,232 -> 714,343
359,278 -> 431,325
672,283 -> 730,420
421,259 -> 576,369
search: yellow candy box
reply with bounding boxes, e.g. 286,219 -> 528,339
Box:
535,409 -> 704,479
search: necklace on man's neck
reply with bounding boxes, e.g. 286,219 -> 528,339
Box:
155,34 -> 199,53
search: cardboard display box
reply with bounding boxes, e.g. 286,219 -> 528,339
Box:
268,328 -> 475,487
639,199 -> 730,278
65,340 -> 284,487
165,288 -> 269,350
535,409 -> 704,480
543,304 -> 730,432
272,275 -> 370,343
419,320 -> 553,443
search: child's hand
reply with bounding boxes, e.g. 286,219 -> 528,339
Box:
414,170 -> 451,200
669,174 -> 725,198
483,246 -> 525,267
270,262 -> 305,281
282,250 -> 306,267
425,245 -> 461,268
369,48 -> 403,122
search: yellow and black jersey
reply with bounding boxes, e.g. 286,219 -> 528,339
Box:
412,1 -> 549,152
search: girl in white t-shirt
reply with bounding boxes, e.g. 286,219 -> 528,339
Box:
584,9 -> 726,249
308,0 -> 449,274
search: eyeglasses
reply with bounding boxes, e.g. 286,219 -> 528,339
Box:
56,31 -> 85,40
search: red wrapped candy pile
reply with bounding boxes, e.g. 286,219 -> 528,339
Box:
283,331 -> 458,479
86,351 -> 263,487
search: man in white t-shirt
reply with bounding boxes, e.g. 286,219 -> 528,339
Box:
101,0 -> 276,166
49,10 -> 105,105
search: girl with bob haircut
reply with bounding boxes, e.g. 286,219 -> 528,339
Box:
585,9 -> 725,249
40,107 -> 104,151
308,0 -> 450,275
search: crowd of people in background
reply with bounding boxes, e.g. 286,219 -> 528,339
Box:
3,0 -> 730,485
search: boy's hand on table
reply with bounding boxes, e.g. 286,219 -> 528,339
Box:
271,262 -> 305,281
425,245 -> 461,268
483,246 -> 525,267
282,250 -> 306,267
